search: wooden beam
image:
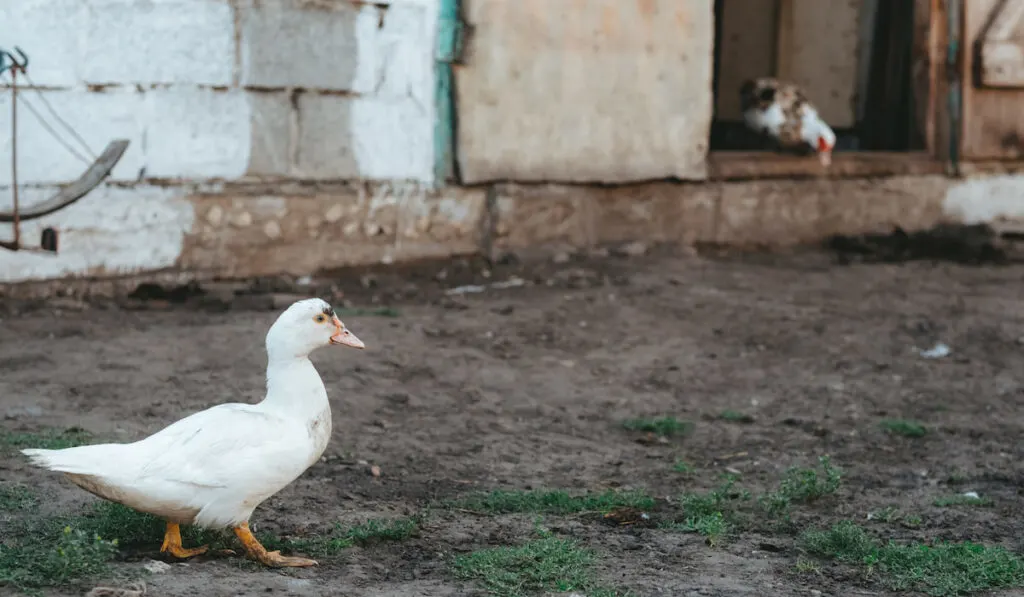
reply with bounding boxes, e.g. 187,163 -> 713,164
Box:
708,151 -> 943,181
0,139 -> 129,223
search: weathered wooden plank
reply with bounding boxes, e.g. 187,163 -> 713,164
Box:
454,0 -> 713,184
962,0 -> 1024,159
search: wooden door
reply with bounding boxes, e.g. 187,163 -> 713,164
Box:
963,0 -> 1024,159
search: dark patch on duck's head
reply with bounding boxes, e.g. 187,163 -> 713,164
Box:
321,305 -> 336,318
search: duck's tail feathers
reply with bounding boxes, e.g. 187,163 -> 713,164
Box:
21,444 -> 126,476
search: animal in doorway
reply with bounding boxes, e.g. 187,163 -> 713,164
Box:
739,77 -> 836,166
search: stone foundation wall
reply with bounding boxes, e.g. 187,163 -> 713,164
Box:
10,171 -> 1024,298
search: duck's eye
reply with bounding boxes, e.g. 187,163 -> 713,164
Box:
313,313 -> 328,324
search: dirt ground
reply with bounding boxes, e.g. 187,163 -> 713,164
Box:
2,244 -> 1024,597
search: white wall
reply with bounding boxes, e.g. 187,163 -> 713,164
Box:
0,0 -> 438,282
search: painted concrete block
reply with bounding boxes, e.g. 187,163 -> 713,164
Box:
294,93 -> 358,179
143,88 -> 251,179
0,185 -> 195,283
374,1 -> 435,102
81,0 -> 234,85
295,94 -> 432,182
238,1 -> 373,92
1,0 -> 86,87
0,89 -> 145,186
245,91 -> 293,177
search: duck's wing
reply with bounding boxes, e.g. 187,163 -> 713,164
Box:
133,403 -> 309,490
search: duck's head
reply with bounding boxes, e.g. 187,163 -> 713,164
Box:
266,298 -> 365,359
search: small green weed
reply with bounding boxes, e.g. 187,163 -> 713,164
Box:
0,485 -> 36,511
452,489 -> 655,516
0,525 -> 117,591
801,521 -> 1024,595
880,419 -> 928,438
452,536 -> 626,597
868,506 -> 903,524
761,456 -> 841,517
664,475 -> 746,544
621,417 -> 692,437
902,515 -> 923,529
663,512 -> 729,545
719,410 -> 754,423
672,460 -> 693,474
946,470 -> 968,485
934,494 -> 992,508
679,475 -> 745,518
0,428 -> 94,451
286,516 -> 421,557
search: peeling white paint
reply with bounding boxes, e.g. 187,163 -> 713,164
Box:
0,186 -> 195,283
943,175 -> 1024,224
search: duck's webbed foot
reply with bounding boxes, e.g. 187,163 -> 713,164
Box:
160,522 -> 209,559
233,521 -> 318,568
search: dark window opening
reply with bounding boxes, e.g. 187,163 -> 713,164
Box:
710,0 -> 925,154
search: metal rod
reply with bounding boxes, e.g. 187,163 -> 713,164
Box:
11,64 -> 20,248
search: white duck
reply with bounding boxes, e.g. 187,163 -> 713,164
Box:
739,77 -> 837,166
21,298 -> 365,568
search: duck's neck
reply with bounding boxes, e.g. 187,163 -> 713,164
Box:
259,355 -> 330,421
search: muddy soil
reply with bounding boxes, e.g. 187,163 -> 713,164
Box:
2,246 -> 1024,597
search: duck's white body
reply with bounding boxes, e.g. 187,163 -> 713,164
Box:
24,360 -> 331,528
22,299 -> 365,535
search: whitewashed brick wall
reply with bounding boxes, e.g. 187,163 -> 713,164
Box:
0,0 -> 438,186
0,0 -> 439,282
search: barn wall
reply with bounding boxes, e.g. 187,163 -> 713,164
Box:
0,0 -> 439,283
4,1 -> 1024,293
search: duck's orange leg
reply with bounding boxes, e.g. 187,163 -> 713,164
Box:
159,522 -> 208,559
233,521 -> 318,568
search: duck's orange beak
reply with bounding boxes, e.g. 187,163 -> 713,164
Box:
330,316 -> 365,349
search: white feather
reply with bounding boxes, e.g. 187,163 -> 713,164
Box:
744,103 -> 786,136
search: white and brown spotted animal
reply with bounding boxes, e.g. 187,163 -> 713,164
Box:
739,77 -> 836,166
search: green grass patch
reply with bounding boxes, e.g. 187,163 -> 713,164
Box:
0,494 -> 421,591
718,410 -> 754,423
672,460 -> 693,474
0,427 -> 94,451
663,475 -> 747,544
801,521 -> 1024,596
662,511 -> 729,545
934,494 -> 992,508
283,516 -> 421,557
0,526 -> 117,592
75,503 -> 421,557
880,419 -> 928,438
0,485 -> 36,511
452,535 -> 627,597
621,416 -> 691,437
760,456 -> 841,517
451,489 -> 655,516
